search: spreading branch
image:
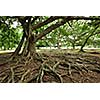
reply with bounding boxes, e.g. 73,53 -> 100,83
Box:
32,16 -> 65,30
34,19 -> 67,42
63,16 -> 100,20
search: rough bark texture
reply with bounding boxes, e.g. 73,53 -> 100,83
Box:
11,33 -> 25,58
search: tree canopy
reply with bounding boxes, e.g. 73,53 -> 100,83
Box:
0,16 -> 100,57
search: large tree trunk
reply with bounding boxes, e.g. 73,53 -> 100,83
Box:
11,17 -> 37,59
14,34 -> 37,59
21,18 -> 37,58
27,36 -> 36,57
11,33 -> 25,59
21,39 -> 29,56
21,39 -> 36,58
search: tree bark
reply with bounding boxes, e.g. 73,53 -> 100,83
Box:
22,17 -> 37,58
21,39 -> 29,56
11,33 -> 25,58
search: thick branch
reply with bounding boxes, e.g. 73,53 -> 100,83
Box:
34,19 -> 67,42
32,16 -> 65,30
64,16 -> 100,21
32,16 -> 100,30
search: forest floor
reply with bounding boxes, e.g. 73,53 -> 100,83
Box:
0,49 -> 100,83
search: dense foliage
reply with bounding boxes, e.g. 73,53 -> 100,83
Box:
0,16 -> 100,51
36,19 -> 100,50
0,17 -> 22,50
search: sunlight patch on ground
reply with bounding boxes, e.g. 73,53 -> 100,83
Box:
0,47 -> 100,54
0,50 -> 15,54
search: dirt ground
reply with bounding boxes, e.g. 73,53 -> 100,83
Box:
0,49 -> 100,83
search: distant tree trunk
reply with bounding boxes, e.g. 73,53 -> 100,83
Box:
80,25 -> 99,52
72,44 -> 75,49
57,32 -> 61,49
57,42 -> 61,49
72,41 -> 75,49
79,34 -> 93,52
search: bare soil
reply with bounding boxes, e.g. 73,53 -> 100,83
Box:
0,49 -> 100,83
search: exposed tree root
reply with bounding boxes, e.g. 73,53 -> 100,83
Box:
0,52 -> 100,83
43,65 -> 63,83
36,61 -> 45,83
53,62 -> 60,71
0,75 -> 8,83
36,60 -> 63,83
10,67 -> 15,83
19,69 -> 30,83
